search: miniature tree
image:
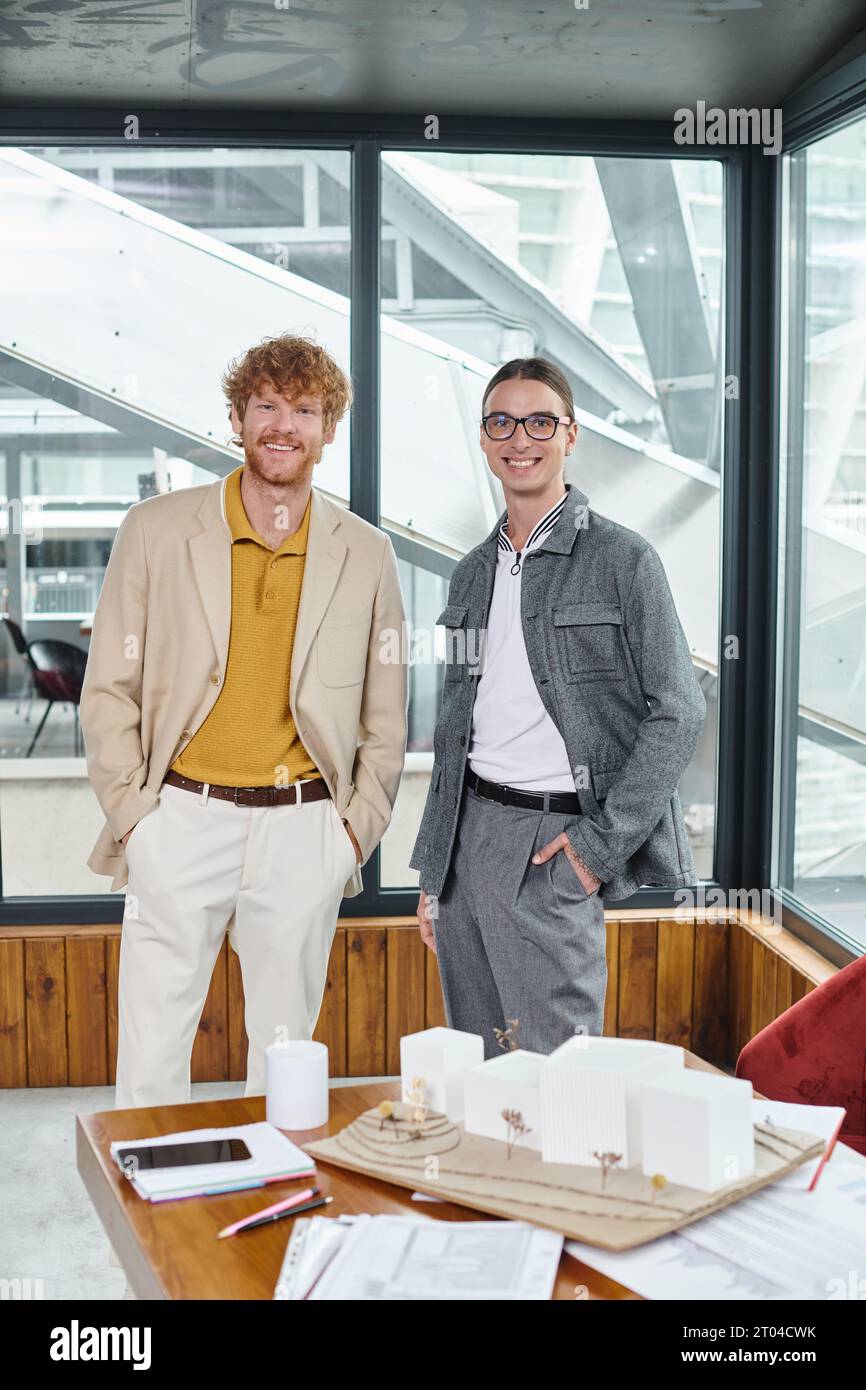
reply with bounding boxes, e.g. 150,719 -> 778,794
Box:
502,1107 -> 532,1159
406,1076 -> 428,1123
591,1150 -> 623,1192
649,1173 -> 668,1204
377,1099 -> 396,1131
493,1018 -> 521,1052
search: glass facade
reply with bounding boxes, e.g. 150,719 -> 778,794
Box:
0,142 -> 723,904
776,117 -> 866,948
378,151 -> 723,890
0,135 -> 775,922
0,147 -> 351,894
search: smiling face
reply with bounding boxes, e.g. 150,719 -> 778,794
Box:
230,376 -> 336,484
480,377 -> 578,501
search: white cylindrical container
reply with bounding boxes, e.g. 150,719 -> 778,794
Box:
265,1040 -> 329,1130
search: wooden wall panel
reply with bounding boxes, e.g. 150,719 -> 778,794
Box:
191,939 -> 228,1082
617,920 -> 657,1039
751,940 -> 779,1039
728,918 -> 753,1059
0,937 -> 26,1086
25,937 -> 67,1086
655,917 -> 694,1051
0,912 -> 845,1088
346,925 -> 386,1076
602,919 -> 620,1036
106,935 -> 120,1087
425,947 -> 447,1029
774,958 -> 793,1019
226,941 -> 248,1083
385,927 -> 426,1075
313,928 -> 347,1077
66,936 -> 107,1087
692,918 -> 728,1067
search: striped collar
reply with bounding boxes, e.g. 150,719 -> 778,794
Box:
497,490 -> 567,554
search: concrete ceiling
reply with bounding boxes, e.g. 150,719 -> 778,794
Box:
0,0 -> 863,119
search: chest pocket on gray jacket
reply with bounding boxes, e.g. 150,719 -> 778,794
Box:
552,602 -> 626,683
436,604 -> 470,681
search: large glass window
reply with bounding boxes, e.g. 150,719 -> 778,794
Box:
776,119 -> 866,947
0,146 -> 350,895
0,141 -> 726,906
379,151 -> 724,893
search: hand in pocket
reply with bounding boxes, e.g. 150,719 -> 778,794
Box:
122,805 -> 155,849
533,831 -> 602,895
342,818 -> 362,866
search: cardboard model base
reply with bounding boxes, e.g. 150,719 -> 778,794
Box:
303,1101 -> 826,1250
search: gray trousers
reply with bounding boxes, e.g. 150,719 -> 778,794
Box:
432,780 -> 607,1059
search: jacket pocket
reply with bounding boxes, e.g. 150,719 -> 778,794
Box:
590,762 -> 625,800
436,604 -> 470,681
552,602 -> 626,684
316,610 -> 369,687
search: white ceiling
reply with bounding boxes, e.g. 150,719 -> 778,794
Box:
0,0 -> 863,119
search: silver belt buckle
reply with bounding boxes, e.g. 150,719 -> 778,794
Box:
479,778 -> 501,804
233,785 -> 273,806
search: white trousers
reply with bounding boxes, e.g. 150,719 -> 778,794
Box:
114,779 -> 358,1109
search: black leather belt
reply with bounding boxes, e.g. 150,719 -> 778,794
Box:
464,767 -> 583,813
163,770 -> 332,807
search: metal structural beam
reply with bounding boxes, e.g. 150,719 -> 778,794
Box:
311,149 -> 658,427
596,158 -> 718,464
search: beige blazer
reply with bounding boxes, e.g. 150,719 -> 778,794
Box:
79,474 -> 409,898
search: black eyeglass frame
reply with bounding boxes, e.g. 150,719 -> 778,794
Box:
480,412 -> 575,440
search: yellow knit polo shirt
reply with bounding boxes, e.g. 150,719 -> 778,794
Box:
169,464 -> 322,788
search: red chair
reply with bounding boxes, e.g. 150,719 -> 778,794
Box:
736,954 -> 866,1157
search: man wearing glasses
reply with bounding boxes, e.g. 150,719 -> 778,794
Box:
411,357 -> 706,1058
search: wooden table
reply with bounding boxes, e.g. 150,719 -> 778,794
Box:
75,1053 -> 854,1301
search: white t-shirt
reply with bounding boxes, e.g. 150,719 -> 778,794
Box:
467,491 -> 576,792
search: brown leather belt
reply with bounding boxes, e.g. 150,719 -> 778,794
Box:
162,770 -> 332,807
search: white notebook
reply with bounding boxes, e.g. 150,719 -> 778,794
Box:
110,1121 -> 315,1202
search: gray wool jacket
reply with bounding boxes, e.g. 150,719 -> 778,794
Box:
408,481 -> 707,903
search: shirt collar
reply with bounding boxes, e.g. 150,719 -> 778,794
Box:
497,488 -> 568,554
225,464 -> 311,555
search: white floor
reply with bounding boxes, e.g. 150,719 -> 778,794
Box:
0,1077 -> 396,1300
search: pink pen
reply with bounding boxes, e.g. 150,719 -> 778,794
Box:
217,1186 -> 317,1239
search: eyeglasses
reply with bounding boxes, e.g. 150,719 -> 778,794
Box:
481,412 -> 573,441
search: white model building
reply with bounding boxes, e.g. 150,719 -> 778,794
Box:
540,1037 -> 684,1167
463,1049 -> 546,1151
400,1026 -> 484,1121
641,1070 -> 756,1191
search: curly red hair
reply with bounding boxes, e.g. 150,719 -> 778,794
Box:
222,333 -> 353,434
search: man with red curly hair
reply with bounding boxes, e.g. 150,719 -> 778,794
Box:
80,333 -> 409,1108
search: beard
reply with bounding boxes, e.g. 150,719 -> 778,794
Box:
243,435 -> 322,478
